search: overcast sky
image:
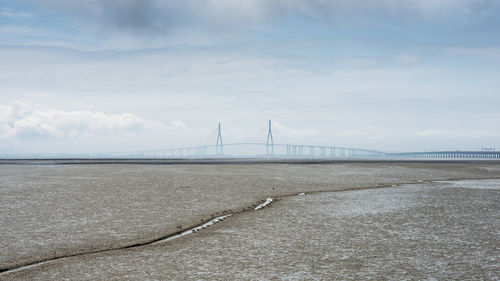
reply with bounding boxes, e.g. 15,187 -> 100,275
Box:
1,0 -> 500,154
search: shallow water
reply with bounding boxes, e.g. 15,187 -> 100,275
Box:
1,163 -> 500,279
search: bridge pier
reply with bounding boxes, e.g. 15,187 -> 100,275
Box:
216,122 -> 223,155
266,120 -> 274,156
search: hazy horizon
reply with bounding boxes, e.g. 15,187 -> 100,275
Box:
1,0 -> 499,154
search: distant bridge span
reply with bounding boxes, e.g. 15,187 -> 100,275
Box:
106,121 -> 499,159
387,151 -> 500,159
107,143 -> 500,159
109,142 -> 386,158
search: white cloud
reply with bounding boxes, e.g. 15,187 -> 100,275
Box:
168,120 -> 191,131
0,101 -> 162,139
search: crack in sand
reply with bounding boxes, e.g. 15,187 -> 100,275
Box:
152,215 -> 232,245
0,196 -> 277,275
254,198 -> 273,210
3,177 -> 490,275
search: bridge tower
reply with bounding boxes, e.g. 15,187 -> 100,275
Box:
216,122 -> 223,155
266,120 -> 274,155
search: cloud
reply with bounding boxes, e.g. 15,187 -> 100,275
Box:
26,0 -> 500,35
394,54 -> 419,65
0,8 -> 33,20
0,101 -> 162,139
414,129 -> 450,137
338,125 -> 389,139
414,129 -> 500,139
3,0 -> 497,51
273,122 -> 319,138
445,47 -> 500,58
28,0 -> 272,31
168,120 -> 191,131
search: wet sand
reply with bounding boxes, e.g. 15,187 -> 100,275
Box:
1,162 -> 499,279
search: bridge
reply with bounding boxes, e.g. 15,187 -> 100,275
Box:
111,143 -> 386,158
386,151 -> 500,159
105,120 -> 500,159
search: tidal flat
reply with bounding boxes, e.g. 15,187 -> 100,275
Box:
1,161 -> 499,280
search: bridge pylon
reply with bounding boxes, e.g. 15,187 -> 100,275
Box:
216,122 -> 223,155
266,120 -> 274,155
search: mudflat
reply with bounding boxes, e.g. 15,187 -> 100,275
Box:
1,161 -> 499,280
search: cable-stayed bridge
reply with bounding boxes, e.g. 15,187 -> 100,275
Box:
109,142 -> 386,158
108,143 -> 500,159
106,121 -> 500,159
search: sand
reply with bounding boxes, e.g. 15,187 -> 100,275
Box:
1,161 -> 499,280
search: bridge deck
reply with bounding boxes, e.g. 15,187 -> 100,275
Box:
104,143 -> 499,159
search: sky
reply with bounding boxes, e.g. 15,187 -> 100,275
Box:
1,0 -> 499,154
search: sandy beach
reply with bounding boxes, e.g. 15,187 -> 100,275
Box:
1,161 -> 499,280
